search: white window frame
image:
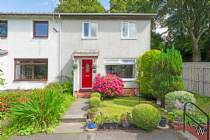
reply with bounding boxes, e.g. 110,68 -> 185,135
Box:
82,21 -> 98,39
104,59 -> 136,81
121,22 -> 137,40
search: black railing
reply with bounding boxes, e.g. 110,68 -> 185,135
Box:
183,102 -> 210,140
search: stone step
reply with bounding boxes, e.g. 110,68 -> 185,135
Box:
61,114 -> 87,123
55,122 -> 85,134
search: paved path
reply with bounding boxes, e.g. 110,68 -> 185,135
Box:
11,129 -> 186,140
54,98 -> 88,133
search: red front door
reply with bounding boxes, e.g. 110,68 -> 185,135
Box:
82,59 -> 93,88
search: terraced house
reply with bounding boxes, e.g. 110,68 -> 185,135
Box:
0,13 -> 155,95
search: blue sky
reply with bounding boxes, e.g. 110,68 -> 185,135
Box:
0,0 -> 110,13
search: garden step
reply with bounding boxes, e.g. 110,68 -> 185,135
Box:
61,115 -> 86,123
55,122 -> 84,133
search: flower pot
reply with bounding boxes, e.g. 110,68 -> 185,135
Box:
159,118 -> 167,127
87,113 -> 94,120
86,122 -> 97,131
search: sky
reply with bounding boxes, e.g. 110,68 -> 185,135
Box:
0,0 -> 110,13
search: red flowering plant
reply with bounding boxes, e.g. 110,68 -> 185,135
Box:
93,74 -> 124,97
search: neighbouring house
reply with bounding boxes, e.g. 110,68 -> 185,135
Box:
0,13 -> 155,96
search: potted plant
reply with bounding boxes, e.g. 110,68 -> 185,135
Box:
120,113 -> 132,129
87,108 -> 97,120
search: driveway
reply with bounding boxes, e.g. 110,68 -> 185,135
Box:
11,129 -> 186,140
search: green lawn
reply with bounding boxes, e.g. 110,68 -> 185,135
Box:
194,94 -> 210,116
98,97 -> 162,118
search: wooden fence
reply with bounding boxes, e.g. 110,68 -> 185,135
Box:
183,62 -> 210,97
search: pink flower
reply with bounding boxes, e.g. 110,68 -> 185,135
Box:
93,74 -> 124,97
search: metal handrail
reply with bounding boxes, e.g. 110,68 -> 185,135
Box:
183,102 -> 209,140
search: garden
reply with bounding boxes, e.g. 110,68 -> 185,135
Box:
0,82 -> 75,140
86,48 -> 210,139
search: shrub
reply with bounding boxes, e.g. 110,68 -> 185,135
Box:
91,92 -> 101,98
9,88 -> 72,135
0,91 -> 30,119
165,91 -> 196,112
46,83 -> 63,91
93,74 -> 124,97
89,97 -> 101,108
136,49 -> 161,98
46,82 -> 73,95
152,48 -> 185,106
132,104 -> 161,131
61,82 -> 73,95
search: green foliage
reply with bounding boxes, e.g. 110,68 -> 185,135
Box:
158,0 -> 210,61
55,0 -> 105,13
167,112 -> 175,123
0,69 -> 5,85
46,82 -> 73,95
87,107 -> 98,114
132,104 -> 161,131
194,94 -> 210,116
46,83 -> 63,91
110,0 -> 159,13
93,112 -> 119,126
165,91 -> 196,112
90,92 -> 101,98
89,97 -> 101,108
61,82 -> 73,95
136,49 -> 161,98
8,88 -> 75,135
152,48 -> 185,106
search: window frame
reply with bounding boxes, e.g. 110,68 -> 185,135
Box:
121,22 -> 137,40
104,59 -> 136,81
33,21 -> 49,39
0,20 -> 8,38
82,21 -> 98,39
14,59 -> 48,81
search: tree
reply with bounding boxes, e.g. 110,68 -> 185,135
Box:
55,0 -> 105,13
158,0 -> 210,62
152,48 -> 184,107
110,0 -> 159,13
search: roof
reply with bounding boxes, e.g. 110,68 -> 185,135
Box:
0,12 -> 156,20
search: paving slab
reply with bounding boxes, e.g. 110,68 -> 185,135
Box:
55,122 -> 84,134
10,129 -> 186,140
55,98 -> 88,134
63,98 -> 88,119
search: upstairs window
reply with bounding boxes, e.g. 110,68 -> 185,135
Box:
82,21 -> 98,39
0,20 -> 8,38
33,21 -> 48,38
121,22 -> 137,39
15,59 -> 48,81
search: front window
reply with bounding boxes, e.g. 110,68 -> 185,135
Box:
121,22 -> 137,39
105,59 -> 135,79
0,20 -> 8,38
15,59 -> 48,81
83,21 -> 98,38
33,21 -> 48,38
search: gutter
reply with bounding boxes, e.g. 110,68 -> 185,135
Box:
58,13 -> 62,82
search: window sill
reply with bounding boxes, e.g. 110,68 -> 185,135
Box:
14,80 -> 48,82
0,36 -> 7,39
81,37 -> 98,40
121,38 -> 137,40
122,78 -> 136,82
33,37 -> 48,39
